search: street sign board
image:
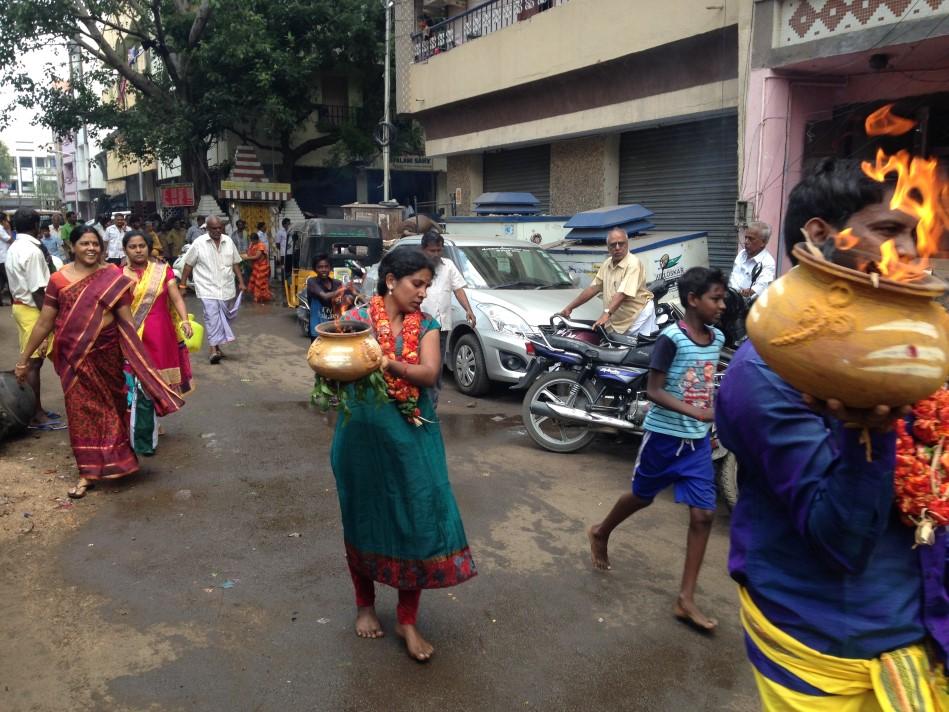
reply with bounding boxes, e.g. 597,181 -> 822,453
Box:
161,183 -> 195,207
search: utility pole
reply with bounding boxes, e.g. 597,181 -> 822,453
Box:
382,0 -> 393,203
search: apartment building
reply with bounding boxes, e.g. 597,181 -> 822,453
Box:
396,0 -> 751,268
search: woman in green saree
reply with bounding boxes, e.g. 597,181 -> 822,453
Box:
331,248 -> 476,662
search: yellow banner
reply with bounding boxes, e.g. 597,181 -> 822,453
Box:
221,180 -> 291,192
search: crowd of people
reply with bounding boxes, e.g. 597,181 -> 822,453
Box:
4,155 -> 949,704
9,210 -> 187,498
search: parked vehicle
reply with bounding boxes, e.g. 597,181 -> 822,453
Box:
361,235 -> 603,396
285,219 -> 383,308
518,292 -> 747,510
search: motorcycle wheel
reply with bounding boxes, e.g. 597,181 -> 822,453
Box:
521,371 -> 597,453
715,450 -> 739,512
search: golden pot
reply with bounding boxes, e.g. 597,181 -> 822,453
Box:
747,244 -> 949,409
307,320 -> 384,382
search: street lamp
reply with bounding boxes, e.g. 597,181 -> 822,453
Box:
382,0 -> 394,204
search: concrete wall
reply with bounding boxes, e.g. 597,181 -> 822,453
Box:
404,0 -> 739,113
426,79 -> 739,156
446,153 -> 483,216
548,135 -> 618,215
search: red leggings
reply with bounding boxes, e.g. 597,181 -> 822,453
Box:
348,565 -> 421,625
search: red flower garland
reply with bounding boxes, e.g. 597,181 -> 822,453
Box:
894,386 -> 949,545
369,295 -> 423,425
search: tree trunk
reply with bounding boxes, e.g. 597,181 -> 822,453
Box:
180,144 -> 213,199
276,134 -> 294,184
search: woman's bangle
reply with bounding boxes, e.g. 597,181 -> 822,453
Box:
15,361 -> 28,368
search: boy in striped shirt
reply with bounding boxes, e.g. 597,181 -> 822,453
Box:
588,267 -> 726,632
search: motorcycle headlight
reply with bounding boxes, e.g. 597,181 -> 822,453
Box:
477,303 -> 537,337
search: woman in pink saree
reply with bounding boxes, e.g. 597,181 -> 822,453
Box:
123,230 -> 194,454
15,226 -> 184,498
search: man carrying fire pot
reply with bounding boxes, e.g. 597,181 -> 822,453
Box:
716,157 -> 949,710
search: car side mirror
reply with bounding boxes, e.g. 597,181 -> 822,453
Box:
569,269 -> 580,286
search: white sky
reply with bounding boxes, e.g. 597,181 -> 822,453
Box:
1,46 -> 70,154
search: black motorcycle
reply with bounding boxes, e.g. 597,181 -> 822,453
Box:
516,283 -> 747,508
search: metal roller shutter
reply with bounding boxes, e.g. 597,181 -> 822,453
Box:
619,115 -> 738,270
483,144 -> 551,212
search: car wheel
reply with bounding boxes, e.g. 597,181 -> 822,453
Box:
452,334 -> 490,396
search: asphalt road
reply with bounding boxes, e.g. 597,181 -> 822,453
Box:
0,298 -> 758,712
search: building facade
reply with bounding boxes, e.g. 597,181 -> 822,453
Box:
397,0 -> 752,268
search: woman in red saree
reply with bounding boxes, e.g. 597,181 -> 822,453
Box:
14,226 -> 184,498
123,230 -> 194,455
246,233 -> 272,303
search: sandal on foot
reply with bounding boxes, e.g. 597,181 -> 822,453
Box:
67,481 -> 94,499
209,353 -> 222,364
29,421 -> 68,431
45,411 -> 63,420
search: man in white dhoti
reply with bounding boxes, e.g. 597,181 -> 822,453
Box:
180,216 -> 246,364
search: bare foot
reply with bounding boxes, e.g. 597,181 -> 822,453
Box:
674,596 -> 717,633
588,525 -> 611,570
395,623 -> 434,662
158,425 -> 166,437
354,607 -> 384,639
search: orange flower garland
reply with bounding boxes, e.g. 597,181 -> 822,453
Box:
369,295 -> 423,426
894,386 -> 949,545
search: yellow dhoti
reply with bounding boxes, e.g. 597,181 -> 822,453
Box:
739,587 -> 949,712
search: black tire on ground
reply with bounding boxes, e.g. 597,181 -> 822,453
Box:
715,450 -> 739,511
521,370 -> 597,453
452,334 -> 490,397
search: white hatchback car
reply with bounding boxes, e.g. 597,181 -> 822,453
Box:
362,235 -> 602,396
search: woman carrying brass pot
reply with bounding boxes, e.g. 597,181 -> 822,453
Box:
329,248 -> 476,662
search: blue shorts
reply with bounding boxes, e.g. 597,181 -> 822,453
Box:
632,431 -> 715,510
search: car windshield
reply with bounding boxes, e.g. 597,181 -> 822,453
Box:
454,246 -> 573,289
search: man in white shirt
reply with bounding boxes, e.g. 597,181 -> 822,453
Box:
7,209 -> 56,427
419,230 -> 476,405
105,213 -> 130,265
186,215 -> 205,245
561,227 -> 657,336
0,212 -> 13,305
180,215 -> 246,364
728,221 -> 776,300
276,217 -> 291,286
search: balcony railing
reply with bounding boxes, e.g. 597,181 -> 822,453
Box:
412,0 -> 568,63
316,104 -> 363,128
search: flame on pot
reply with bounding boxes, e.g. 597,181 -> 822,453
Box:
855,104 -> 948,282
864,104 -> 917,137
834,228 -> 859,251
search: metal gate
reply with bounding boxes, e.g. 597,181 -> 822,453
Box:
483,144 -> 551,212
619,115 -> 738,270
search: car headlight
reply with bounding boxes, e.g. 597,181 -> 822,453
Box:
477,303 -> 537,336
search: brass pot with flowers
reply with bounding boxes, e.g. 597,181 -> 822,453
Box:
307,320 -> 389,417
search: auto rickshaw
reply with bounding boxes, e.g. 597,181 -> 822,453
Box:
286,219 -> 384,335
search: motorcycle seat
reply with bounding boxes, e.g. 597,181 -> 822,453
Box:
602,332 -> 638,347
546,334 -> 596,352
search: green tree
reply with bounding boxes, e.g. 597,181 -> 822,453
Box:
0,1 -> 409,194
0,140 -> 13,183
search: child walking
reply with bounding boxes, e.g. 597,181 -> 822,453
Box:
588,267 -> 726,631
